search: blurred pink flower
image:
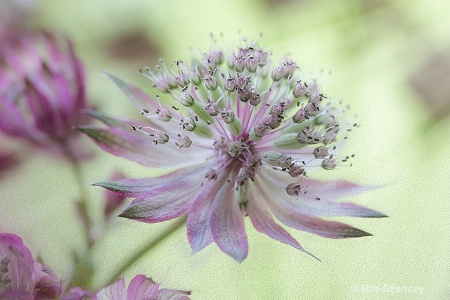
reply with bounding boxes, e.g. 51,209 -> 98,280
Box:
0,233 -> 61,299
0,31 -> 89,158
63,275 -> 190,300
82,37 -> 386,262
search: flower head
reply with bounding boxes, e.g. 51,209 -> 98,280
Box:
0,233 -> 61,299
63,275 -> 191,300
82,36 -> 386,262
0,31 -> 88,156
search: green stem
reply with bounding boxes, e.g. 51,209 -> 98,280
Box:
61,142 -> 94,249
60,141 -> 97,290
103,216 -> 187,287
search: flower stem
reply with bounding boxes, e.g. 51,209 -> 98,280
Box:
60,141 -> 94,249
103,216 -> 187,287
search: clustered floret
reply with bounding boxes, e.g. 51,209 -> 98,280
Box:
133,35 -> 354,194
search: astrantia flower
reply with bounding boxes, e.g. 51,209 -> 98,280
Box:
63,275 -> 191,300
0,31 -> 88,157
0,233 -> 61,299
81,36 -> 386,262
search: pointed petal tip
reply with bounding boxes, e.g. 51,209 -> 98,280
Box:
232,253 -> 247,264
118,209 -> 133,219
372,212 -> 389,218
117,211 -> 129,219
189,244 -> 210,257
91,181 -> 116,190
103,72 -> 126,86
189,249 -> 200,256
82,109 -> 102,119
353,230 -> 373,238
118,204 -> 137,219
359,209 -> 388,218
91,181 -> 113,188
75,125 -> 88,132
76,126 -> 98,136
302,249 -> 321,262
101,71 -> 115,79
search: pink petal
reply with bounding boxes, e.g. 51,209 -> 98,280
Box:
84,109 -> 145,131
127,275 -> 159,300
94,163 -> 210,197
157,289 -> 191,300
118,165 -> 209,223
299,177 -> 378,201
96,277 -> 126,300
262,165 -> 376,201
120,193 -> 192,223
31,262 -> 62,299
104,73 -> 158,111
103,74 -> 188,137
210,179 -> 248,263
0,99 -> 44,142
0,290 -> 32,300
24,75 -> 61,136
260,165 -> 385,218
270,196 -> 372,238
274,209 -> 372,239
60,287 -> 93,300
66,37 -> 87,112
247,191 -> 305,251
257,173 -> 373,239
79,126 -> 211,168
286,199 -> 387,218
187,173 -> 228,253
0,233 -> 35,293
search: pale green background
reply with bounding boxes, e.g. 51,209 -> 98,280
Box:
1,0 -> 449,299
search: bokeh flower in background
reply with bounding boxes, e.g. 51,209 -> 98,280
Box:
0,31 -> 89,160
0,233 -> 191,300
64,275 -> 191,300
0,233 -> 61,300
103,27 -> 162,66
409,50 -> 450,125
82,36 -> 386,262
